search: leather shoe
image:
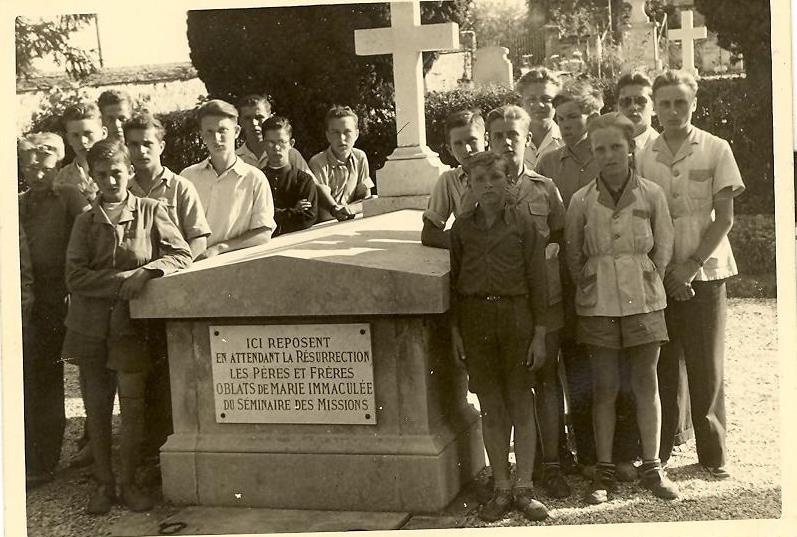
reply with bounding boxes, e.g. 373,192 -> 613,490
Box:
513,488 -> 549,521
478,489 -> 513,522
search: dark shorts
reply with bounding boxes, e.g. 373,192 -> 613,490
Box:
62,329 -> 151,373
458,296 -> 535,394
577,310 -> 668,350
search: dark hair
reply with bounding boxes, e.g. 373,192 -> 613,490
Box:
616,71 -> 653,93
516,66 -> 562,94
652,69 -> 699,98
123,113 -> 166,141
553,80 -> 604,115
61,102 -> 102,126
485,105 -> 530,133
325,105 -> 358,129
262,115 -> 293,138
86,138 -> 131,171
97,89 -> 132,110
462,151 -> 511,177
444,109 -> 485,142
237,94 -> 272,114
196,99 -> 239,122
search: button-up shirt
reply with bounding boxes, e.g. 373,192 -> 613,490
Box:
128,167 -> 211,241
308,147 -> 374,205
64,194 -> 192,339
18,184 -> 90,295
634,125 -> 659,162
565,172 -> 674,317
54,160 -> 99,201
423,166 -> 468,229
263,164 -> 318,236
236,143 -> 314,178
181,157 -> 276,247
535,137 -> 600,209
638,126 -> 744,281
450,204 -> 548,324
523,122 -> 564,170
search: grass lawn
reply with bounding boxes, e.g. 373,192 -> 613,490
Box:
24,299 -> 780,536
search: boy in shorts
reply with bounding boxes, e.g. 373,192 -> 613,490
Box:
421,109 -> 485,249
308,105 -> 374,222
55,102 -> 108,201
450,151 -> 549,522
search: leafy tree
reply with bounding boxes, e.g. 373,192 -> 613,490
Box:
186,2 -> 469,175
528,0 -> 672,40
693,0 -> 771,85
15,15 -> 98,80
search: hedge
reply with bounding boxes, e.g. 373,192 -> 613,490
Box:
726,213 -> 776,298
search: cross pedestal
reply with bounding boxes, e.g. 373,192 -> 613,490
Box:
620,0 -> 661,72
354,1 -> 459,216
668,10 -> 707,74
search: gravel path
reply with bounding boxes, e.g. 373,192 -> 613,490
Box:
24,299 -> 780,535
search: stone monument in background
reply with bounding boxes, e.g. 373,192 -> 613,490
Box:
354,1 -> 459,216
472,46 -> 514,89
619,0 -> 662,72
668,10 -> 707,74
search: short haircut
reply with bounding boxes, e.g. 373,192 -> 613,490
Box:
462,151 -> 511,177
652,69 -> 699,98
97,89 -> 132,110
86,138 -> 131,170
123,113 -> 166,141
553,80 -> 604,115
23,132 -> 66,161
587,112 -> 636,150
61,102 -> 102,127
262,115 -> 293,137
445,109 -> 485,142
237,94 -> 272,114
516,66 -> 562,94
196,99 -> 239,122
617,71 -> 653,94
325,105 -> 358,129
485,104 -> 531,133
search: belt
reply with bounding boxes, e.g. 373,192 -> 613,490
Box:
464,294 -> 527,302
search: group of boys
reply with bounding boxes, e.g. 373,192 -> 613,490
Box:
426,67 -> 737,521
18,89 -> 375,492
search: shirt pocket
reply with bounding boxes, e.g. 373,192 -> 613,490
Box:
687,169 -> 713,200
119,228 -> 151,268
527,200 -> 550,239
641,259 -> 663,308
575,268 -> 598,309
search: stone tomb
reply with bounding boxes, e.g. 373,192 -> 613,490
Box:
130,210 -> 484,512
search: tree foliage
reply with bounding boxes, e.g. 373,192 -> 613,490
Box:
528,0 -> 673,39
693,0 -> 771,84
15,15 -> 98,80
186,2 -> 469,174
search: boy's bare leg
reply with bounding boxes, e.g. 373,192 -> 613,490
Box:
476,390 -> 512,488
588,347 -> 620,464
629,343 -> 662,461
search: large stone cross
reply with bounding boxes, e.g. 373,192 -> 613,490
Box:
355,1 -> 459,156
668,10 -> 707,74
353,1 -> 461,213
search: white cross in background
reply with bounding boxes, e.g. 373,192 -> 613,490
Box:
355,1 -> 459,152
668,10 -> 708,74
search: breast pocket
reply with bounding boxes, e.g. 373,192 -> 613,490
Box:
527,200 -> 550,238
687,169 -> 713,200
119,228 -> 152,267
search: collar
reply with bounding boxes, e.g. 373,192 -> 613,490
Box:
325,146 -> 354,167
595,170 -> 639,212
518,165 -> 547,183
651,126 -> 700,166
561,137 -> 593,163
202,156 -> 248,178
531,122 -> 562,150
130,166 -> 174,195
468,200 -> 513,228
89,192 -> 137,225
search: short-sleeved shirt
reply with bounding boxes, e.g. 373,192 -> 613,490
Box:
423,166 -> 468,229
565,173 -> 674,317
236,144 -> 314,178
523,122 -> 564,170
181,157 -> 276,247
535,137 -> 600,209
64,194 -> 192,339
308,147 -> 374,205
638,126 -> 745,281
54,160 -> 99,201
128,166 -> 211,241
450,204 -> 548,324
19,184 -> 91,292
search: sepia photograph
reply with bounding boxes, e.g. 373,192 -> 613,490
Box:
1,0 -> 794,535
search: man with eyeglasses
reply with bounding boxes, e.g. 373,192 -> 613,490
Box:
616,72 -> 660,162
516,67 -> 565,169
18,133 -> 90,487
